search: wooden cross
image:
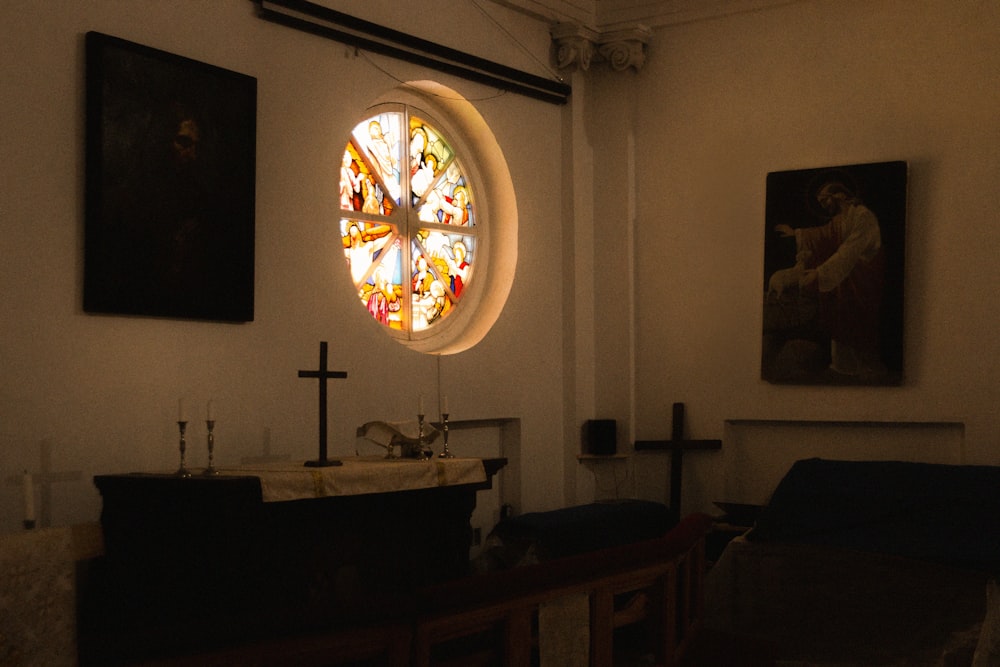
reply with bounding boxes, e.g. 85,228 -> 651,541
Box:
298,341 -> 347,467
634,402 -> 721,513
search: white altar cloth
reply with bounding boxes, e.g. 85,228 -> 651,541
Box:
216,456 -> 487,503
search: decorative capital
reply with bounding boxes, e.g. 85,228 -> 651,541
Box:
596,27 -> 651,71
551,22 -> 651,73
551,22 -> 597,72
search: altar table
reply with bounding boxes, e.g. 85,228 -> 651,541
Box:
81,457 -> 506,665
216,456 -> 489,501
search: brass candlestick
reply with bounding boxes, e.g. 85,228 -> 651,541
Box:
176,421 -> 191,477
204,420 -> 218,476
439,412 -> 453,458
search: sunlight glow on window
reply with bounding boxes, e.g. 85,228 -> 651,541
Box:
340,106 -> 478,334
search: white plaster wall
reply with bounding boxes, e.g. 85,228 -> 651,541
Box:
6,0 -> 998,533
722,420 -> 966,505
620,0 -> 1000,513
0,0 -> 568,532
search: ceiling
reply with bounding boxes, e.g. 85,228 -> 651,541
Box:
492,0 -> 805,31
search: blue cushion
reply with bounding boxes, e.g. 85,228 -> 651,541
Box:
490,499 -> 678,560
749,458 -> 1000,571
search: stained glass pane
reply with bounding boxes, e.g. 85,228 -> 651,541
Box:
358,236 -> 403,329
418,229 -> 475,300
410,238 -> 453,331
340,142 -> 395,217
341,219 -> 396,287
409,115 -> 455,206
417,159 -> 475,227
351,112 -> 403,205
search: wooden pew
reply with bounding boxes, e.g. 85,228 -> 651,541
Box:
125,513 -> 711,667
130,622 -> 413,667
411,512 -> 713,667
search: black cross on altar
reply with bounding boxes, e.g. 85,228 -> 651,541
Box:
634,402 -> 721,513
298,341 -> 347,467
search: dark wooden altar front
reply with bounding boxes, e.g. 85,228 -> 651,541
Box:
78,458 -> 506,666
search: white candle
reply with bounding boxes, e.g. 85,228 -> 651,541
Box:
178,398 -> 187,422
23,471 -> 34,524
207,399 -> 215,421
418,395 -> 425,416
443,395 -> 449,414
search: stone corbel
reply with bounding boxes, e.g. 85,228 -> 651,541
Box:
551,22 -> 651,72
551,22 -> 597,72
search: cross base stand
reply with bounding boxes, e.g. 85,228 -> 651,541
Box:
304,458 -> 342,467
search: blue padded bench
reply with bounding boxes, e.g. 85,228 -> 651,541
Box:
480,499 -> 678,569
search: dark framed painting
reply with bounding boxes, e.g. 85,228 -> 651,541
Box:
762,161 -> 907,385
84,32 -> 256,322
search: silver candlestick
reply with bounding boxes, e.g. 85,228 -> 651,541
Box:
416,413 -> 431,460
176,421 -> 192,477
439,412 -> 453,458
204,420 -> 218,476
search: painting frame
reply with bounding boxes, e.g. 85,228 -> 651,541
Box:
84,32 -> 257,322
761,161 -> 907,386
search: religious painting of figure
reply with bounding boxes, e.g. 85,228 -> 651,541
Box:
84,32 -> 256,322
762,161 -> 906,385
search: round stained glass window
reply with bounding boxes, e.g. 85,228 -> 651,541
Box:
340,104 -> 481,336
